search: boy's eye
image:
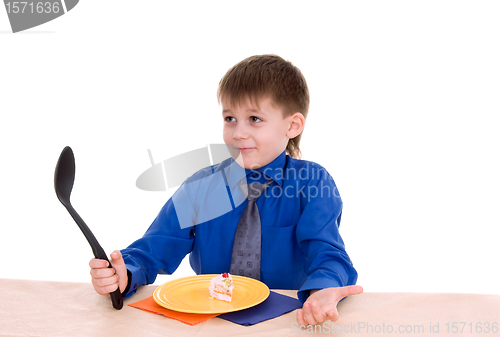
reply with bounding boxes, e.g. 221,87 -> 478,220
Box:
224,116 -> 236,123
250,116 -> 262,123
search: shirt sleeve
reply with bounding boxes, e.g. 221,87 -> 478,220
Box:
295,165 -> 358,303
120,189 -> 195,298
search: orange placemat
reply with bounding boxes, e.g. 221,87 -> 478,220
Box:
128,296 -> 219,326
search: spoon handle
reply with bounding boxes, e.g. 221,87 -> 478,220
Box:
65,203 -> 124,310
109,288 -> 124,310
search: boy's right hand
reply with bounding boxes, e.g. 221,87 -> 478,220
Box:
89,250 -> 128,296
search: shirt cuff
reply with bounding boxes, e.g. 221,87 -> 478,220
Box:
297,278 -> 343,303
121,264 -> 146,298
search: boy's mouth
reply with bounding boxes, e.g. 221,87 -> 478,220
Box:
238,147 -> 255,152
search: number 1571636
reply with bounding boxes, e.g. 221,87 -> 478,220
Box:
5,2 -> 61,14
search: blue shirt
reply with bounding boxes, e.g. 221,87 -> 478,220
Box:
121,151 -> 358,303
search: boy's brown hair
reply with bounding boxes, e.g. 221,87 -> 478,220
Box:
217,54 -> 309,159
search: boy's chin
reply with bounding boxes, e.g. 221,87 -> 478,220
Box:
231,152 -> 261,170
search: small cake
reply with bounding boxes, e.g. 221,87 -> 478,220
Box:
209,272 -> 234,302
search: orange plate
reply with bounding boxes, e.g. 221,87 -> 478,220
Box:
153,274 -> 270,314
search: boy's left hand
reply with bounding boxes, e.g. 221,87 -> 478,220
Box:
296,285 -> 363,326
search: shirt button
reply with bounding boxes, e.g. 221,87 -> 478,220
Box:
252,173 -> 258,178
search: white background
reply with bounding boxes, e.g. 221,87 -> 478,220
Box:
1,1 -> 499,295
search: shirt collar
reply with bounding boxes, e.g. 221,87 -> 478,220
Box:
224,150 -> 286,189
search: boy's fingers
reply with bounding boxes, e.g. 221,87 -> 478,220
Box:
348,285 -> 364,295
90,266 -> 115,279
109,250 -> 128,293
302,302 -> 318,326
89,258 -> 109,269
89,250 -> 128,296
327,309 -> 339,322
110,250 -> 125,265
336,285 -> 363,301
93,282 -> 118,296
92,274 -> 119,288
89,251 -> 124,269
309,301 -> 326,324
296,309 -> 306,326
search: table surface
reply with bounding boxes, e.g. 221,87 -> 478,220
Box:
1,278 -> 499,337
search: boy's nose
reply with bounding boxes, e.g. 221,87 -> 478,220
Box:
233,123 -> 249,140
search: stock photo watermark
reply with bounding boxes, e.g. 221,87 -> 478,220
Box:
136,145 -> 339,200
291,321 -> 499,334
3,0 -> 79,33
136,145 -> 341,229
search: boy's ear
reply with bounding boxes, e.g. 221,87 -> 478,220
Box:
286,112 -> 306,139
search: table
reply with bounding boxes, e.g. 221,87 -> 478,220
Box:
1,278 -> 499,336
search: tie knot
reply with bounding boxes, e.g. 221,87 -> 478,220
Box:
240,179 -> 272,202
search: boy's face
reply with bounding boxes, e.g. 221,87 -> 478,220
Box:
222,97 -> 293,169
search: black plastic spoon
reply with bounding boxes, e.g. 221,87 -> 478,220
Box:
54,146 -> 123,310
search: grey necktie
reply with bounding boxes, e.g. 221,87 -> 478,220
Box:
230,179 -> 272,280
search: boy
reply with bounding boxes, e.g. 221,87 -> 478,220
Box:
90,54 -> 362,325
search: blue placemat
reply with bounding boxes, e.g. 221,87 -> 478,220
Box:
218,291 -> 302,326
